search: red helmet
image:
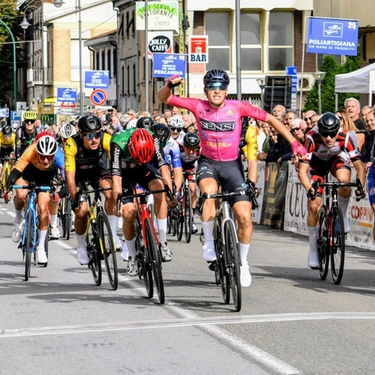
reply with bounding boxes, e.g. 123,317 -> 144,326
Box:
128,129 -> 155,164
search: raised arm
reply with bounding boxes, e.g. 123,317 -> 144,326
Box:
157,75 -> 185,104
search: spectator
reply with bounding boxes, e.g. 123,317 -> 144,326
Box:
182,114 -> 196,133
283,110 -> 296,129
303,110 -> 317,130
172,106 -> 181,116
272,105 -> 286,122
336,109 -> 364,151
164,108 -> 172,123
310,114 -> 320,130
345,97 -> 366,133
127,109 -> 136,122
361,105 -> 373,123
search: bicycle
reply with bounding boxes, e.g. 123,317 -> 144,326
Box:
316,177 -> 364,285
117,185 -> 174,304
12,183 -> 51,281
58,193 -> 72,240
198,184 -> 258,312
0,156 -> 13,197
76,186 -> 118,290
176,171 -> 194,243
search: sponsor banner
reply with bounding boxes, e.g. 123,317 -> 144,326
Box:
136,1 -> 179,31
307,17 -> 359,56
284,163 -> 309,236
189,35 -> 208,63
250,161 -> 266,224
148,31 -> 173,58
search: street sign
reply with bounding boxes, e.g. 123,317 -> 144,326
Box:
85,70 -> 109,89
61,102 -> 77,108
57,88 -> 77,102
11,110 -> 20,121
153,53 -> 187,79
90,89 -> 107,106
0,108 -> 9,117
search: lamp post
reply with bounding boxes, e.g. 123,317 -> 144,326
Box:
312,71 -> 326,114
256,78 -> 265,109
0,20 -> 17,110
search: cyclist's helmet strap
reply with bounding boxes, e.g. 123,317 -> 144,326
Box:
317,112 -> 340,134
183,132 -> 200,148
128,129 -> 155,164
203,69 -> 230,86
78,115 -> 101,133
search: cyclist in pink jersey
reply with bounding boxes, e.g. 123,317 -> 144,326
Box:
158,69 -> 306,287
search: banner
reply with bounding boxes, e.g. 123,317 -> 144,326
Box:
136,1 -> 179,31
252,161 -> 266,224
307,17 -> 359,56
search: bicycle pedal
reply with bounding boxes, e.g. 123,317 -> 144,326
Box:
208,261 -> 217,272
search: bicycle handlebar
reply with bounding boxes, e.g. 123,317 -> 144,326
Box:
314,178 -> 365,202
13,184 -> 53,192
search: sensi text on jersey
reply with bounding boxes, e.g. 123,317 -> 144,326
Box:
200,120 -> 235,132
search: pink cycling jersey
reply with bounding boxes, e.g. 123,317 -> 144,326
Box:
169,96 -> 268,161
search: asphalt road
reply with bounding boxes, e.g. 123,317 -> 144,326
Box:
1,201 -> 375,375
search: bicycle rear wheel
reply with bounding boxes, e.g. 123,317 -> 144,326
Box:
145,217 -> 165,304
98,212 -> 118,290
24,212 -> 34,281
214,219 -> 230,304
318,206 -> 329,280
331,206 -> 345,284
184,186 -> 192,243
224,220 -> 241,312
86,219 -> 102,286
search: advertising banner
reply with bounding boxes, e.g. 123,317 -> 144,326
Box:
136,1 -> 179,31
307,17 -> 359,56
148,31 -> 173,58
189,35 -> 208,63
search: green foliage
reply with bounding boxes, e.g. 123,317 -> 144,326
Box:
303,52 -> 361,114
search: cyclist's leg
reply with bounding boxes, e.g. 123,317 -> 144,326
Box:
36,191 -> 50,264
11,176 -> 28,243
187,171 -> 198,233
333,159 -> 352,233
197,157 -> 219,262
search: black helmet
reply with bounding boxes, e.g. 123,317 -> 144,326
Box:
78,115 -> 101,133
151,123 -> 170,148
2,125 -> 12,136
137,116 -> 154,129
203,69 -> 230,86
317,112 -> 340,134
183,132 -> 200,148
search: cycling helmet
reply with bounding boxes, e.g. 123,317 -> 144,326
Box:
151,123 -> 170,148
23,111 -> 38,121
126,119 -> 138,129
128,129 -> 155,164
317,112 -> 340,134
169,115 -> 184,129
36,132 -> 58,156
183,132 -> 200,149
78,115 -> 101,133
2,125 -> 12,136
60,123 -> 77,139
203,69 -> 230,86
137,116 -> 154,129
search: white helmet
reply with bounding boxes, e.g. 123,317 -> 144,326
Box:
36,134 -> 58,156
169,115 -> 184,129
60,123 -> 77,139
126,119 -> 138,129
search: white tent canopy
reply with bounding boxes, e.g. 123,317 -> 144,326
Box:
335,63 -> 375,94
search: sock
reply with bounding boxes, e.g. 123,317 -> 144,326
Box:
38,229 -> 48,250
76,233 -> 86,248
50,214 -> 58,227
338,195 -> 350,220
202,220 -> 214,247
125,237 -> 136,257
15,208 -> 23,223
308,226 -> 319,252
239,242 -> 250,265
156,218 -> 167,244
107,215 -> 119,239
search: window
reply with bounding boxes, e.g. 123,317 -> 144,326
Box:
206,12 -> 230,70
268,12 -> 293,70
240,13 -> 261,71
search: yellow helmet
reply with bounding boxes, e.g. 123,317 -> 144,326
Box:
23,111 -> 38,121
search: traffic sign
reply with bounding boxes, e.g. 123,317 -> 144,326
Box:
90,89 -> 107,106
11,111 -> 20,121
85,70 -> 109,89
61,102 -> 77,108
57,88 -> 77,102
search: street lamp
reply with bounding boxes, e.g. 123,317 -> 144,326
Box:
312,71 -> 326,114
0,20 -> 17,110
256,78 -> 265,109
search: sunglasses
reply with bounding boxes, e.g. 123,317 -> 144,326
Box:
127,113 -> 135,116
291,127 -> 300,133
185,147 -> 200,153
304,116 -> 313,122
170,127 -> 182,132
206,82 -> 228,91
38,154 -> 54,162
83,131 -> 101,140
320,131 -> 338,139
25,120 -> 36,124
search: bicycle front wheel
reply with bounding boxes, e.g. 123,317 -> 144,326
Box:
184,186 -> 192,243
86,219 -> 102,286
24,212 -> 34,281
224,220 -> 242,312
98,212 -> 118,290
318,206 -> 329,280
65,198 -> 72,240
331,206 -> 345,285
176,202 -> 183,241
145,217 -> 165,304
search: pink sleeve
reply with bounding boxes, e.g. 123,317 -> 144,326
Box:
169,96 -> 201,113
240,101 -> 268,122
